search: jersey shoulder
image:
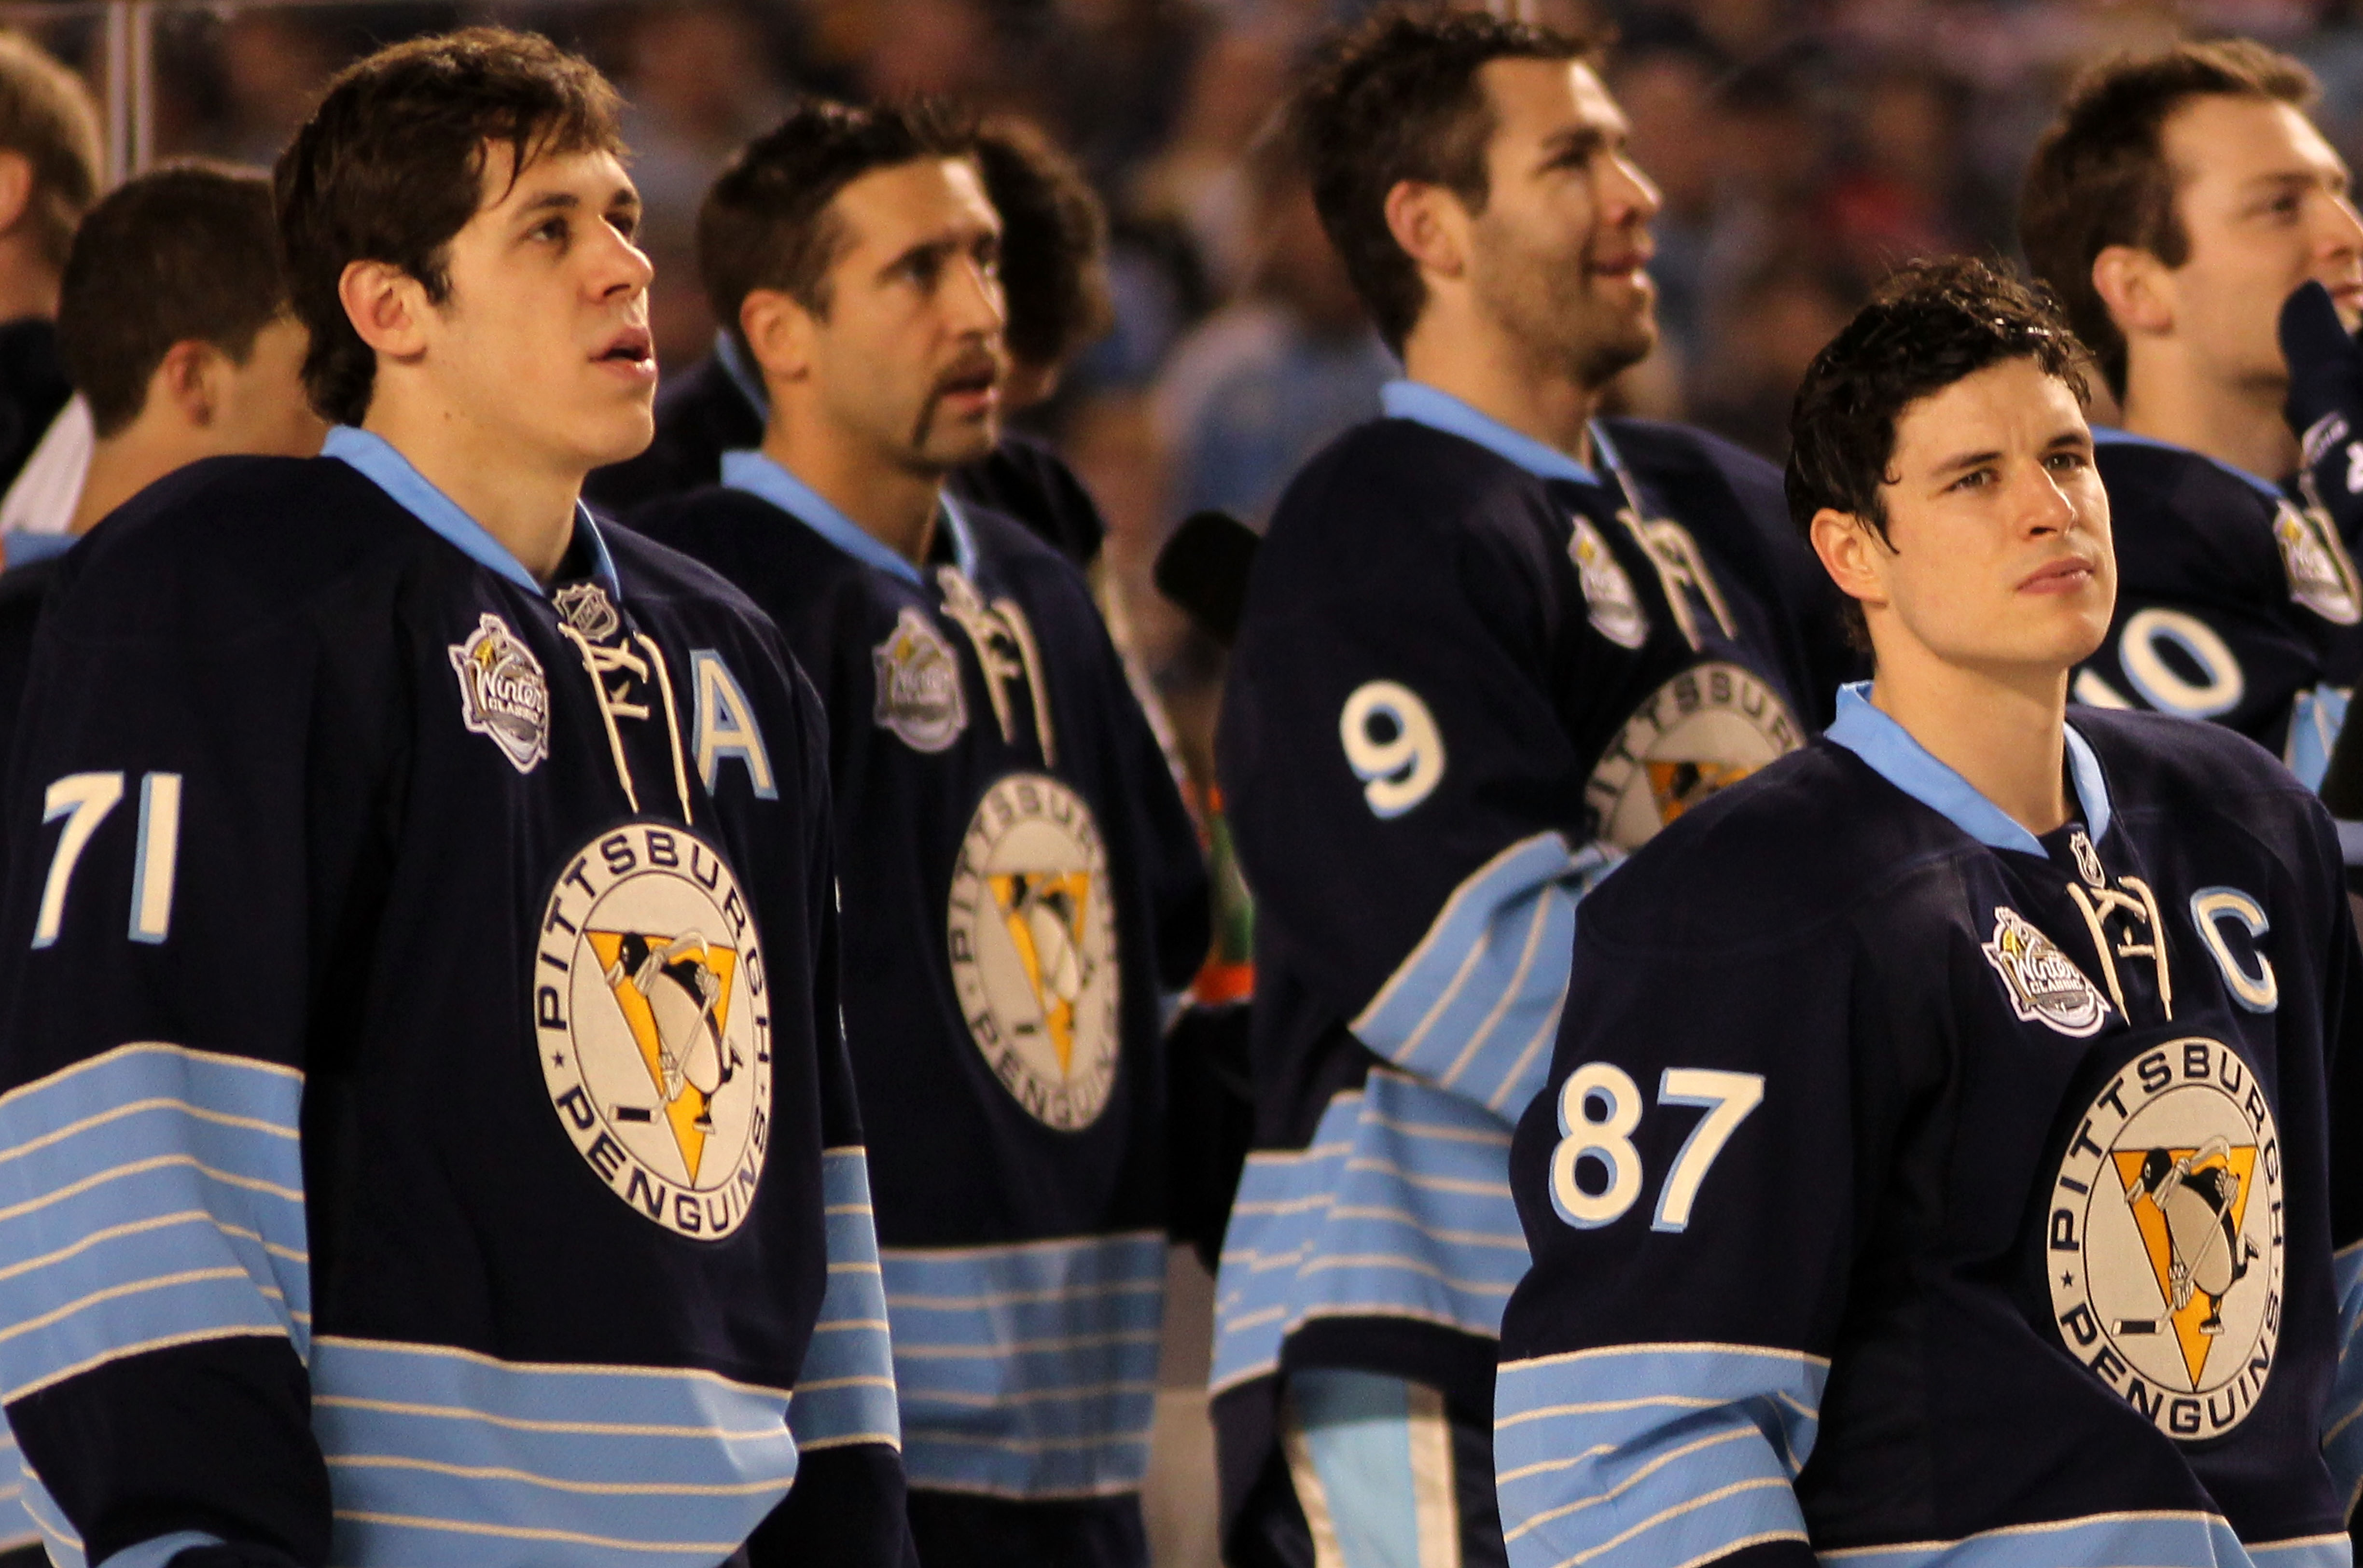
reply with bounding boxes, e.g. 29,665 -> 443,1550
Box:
46,456 -> 416,644
2093,438 -> 2280,548
1599,417 -> 1783,506
1577,741 -> 1978,955
949,434 -> 1105,568
2071,704 -> 2324,831
627,484 -> 858,595
1259,418 -> 1551,587
598,518 -> 777,633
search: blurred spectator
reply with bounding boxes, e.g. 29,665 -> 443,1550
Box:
1818,63 -> 1982,276
215,12 -> 339,165
1154,135 -> 1390,528
1607,24 -> 1727,384
1690,253 -> 1861,456
1130,24 -> 1295,298
0,30 -> 97,506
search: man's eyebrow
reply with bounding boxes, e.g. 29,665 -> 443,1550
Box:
1539,124 -> 1610,164
1930,446 -> 2004,477
2042,427 -> 2093,450
512,188 -> 580,220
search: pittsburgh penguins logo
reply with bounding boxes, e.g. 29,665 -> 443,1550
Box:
536,823 -> 772,1239
1584,663 -> 1800,850
2048,1037 -> 2283,1440
947,774 -> 1119,1130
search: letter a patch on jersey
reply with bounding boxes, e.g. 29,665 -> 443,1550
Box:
1982,906 -> 2110,1037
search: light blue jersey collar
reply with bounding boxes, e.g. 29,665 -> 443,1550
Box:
1381,380 -> 1602,487
323,425 -> 619,598
1826,681 -> 2113,854
2090,425 -> 2283,504
712,329 -> 769,416
720,447 -> 976,586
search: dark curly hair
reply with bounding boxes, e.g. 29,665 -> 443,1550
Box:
1288,4 -> 1596,355
974,116 -> 1111,374
698,97 -> 975,359
1787,258 -> 2090,639
2020,39 -> 2314,401
276,28 -> 626,428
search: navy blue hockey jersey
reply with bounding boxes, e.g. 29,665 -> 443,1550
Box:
1210,381 -> 1828,1522
0,429 -> 905,1568
2075,429 -> 2363,785
630,453 -> 1207,1510
1500,688 -> 2363,1568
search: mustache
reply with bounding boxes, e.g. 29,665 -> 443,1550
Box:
911,349 -> 1006,447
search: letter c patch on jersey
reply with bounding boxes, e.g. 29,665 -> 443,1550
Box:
691,650 -> 777,800
2189,888 -> 2278,1013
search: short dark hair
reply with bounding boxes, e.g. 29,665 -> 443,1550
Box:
1288,4 -> 1595,355
974,115 -> 1111,373
60,162 -> 288,437
2020,40 -> 2314,400
0,32 -> 99,278
699,97 -> 975,357
276,27 -> 627,427
1787,258 -> 2089,643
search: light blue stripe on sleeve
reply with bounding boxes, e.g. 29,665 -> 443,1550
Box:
94,1531 -> 224,1568
1212,1073 -> 1528,1394
883,1230 -> 1166,1498
19,1464 -> 83,1568
788,1148 -> 900,1453
0,1044 -> 308,1401
2322,1239 -> 2363,1501
312,1335 -> 795,1567
1495,1343 -> 1825,1568
0,1418 -> 35,1552
2287,685 -> 2350,793
1821,1514 -> 2333,1568
1351,832 -> 1614,1120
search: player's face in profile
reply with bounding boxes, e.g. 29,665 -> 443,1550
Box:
212,315 -> 326,458
2158,94 -> 2363,377
806,158 -> 1007,473
1870,358 -> 2115,674
420,143 -> 656,472
1464,57 -> 1661,389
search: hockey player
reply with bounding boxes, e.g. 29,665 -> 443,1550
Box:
1498,257 -> 2363,1568
0,31 -> 907,1568
0,32 -> 97,508
2021,39 -> 2363,782
588,115 -> 1113,571
628,99 -> 1208,1568
0,163 -> 325,771
1209,9 -> 1844,1565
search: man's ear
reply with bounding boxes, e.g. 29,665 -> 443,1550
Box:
153,339 -> 226,430
0,152 -> 36,238
2091,244 -> 2173,341
1809,507 -> 1892,615
1383,179 -> 1469,286
739,289 -> 817,392
338,259 -> 431,365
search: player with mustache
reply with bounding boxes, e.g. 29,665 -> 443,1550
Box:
630,98 -> 1209,1568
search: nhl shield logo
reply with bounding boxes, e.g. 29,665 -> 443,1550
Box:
1569,518 -> 1649,650
449,613 -> 550,774
2273,500 -> 2363,625
554,581 -> 622,642
535,822 -> 772,1239
1982,906 -> 2110,1037
947,774 -> 1120,1129
874,605 -> 968,753
2048,1037 -> 2284,1440
1584,662 -> 1801,850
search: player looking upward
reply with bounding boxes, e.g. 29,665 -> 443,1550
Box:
2022,40 -> 2363,781
1208,8 -> 1845,1566
628,98 -> 1209,1568
0,30 -> 906,1568
1498,257 -> 2363,1568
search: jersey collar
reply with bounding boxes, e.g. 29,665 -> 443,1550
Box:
1825,680 -> 2113,854
1381,379 -> 1602,487
2089,424 -> 2284,503
720,446 -> 976,586
323,424 -> 619,600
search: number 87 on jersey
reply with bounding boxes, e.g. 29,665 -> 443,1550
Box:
1549,1062 -> 1764,1234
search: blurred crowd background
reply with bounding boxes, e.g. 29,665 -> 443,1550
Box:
2,0 -> 2354,777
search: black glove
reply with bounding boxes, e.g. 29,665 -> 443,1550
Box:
2280,279 -> 2363,541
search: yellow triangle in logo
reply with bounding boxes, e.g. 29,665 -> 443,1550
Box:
987,871 -> 1092,1076
2111,1144 -> 2257,1388
586,930 -> 736,1184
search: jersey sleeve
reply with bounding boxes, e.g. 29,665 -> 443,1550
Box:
1223,501 -> 1609,1124
1495,894 -> 1881,1568
757,668 -> 913,1568
0,604 -> 347,1567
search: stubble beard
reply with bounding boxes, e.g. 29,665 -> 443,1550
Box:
1474,222 -> 1657,394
